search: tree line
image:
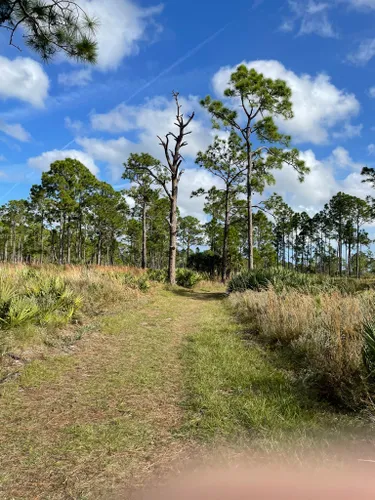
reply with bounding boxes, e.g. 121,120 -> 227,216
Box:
1,65 -> 375,281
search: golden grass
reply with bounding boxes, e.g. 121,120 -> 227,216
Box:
229,288 -> 375,407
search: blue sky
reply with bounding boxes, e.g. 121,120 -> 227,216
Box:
1,0 -> 375,220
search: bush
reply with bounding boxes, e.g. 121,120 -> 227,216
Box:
176,268 -> 202,288
0,273 -> 83,330
146,268 -> 168,283
136,275 -> 150,292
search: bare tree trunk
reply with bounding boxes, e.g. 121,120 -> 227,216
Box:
186,239 -> 191,267
40,212 -> 44,264
11,221 -> 16,263
4,239 -> 8,262
97,232 -> 102,266
168,177 -> 178,285
67,218 -> 71,264
222,189 -> 230,283
141,201 -> 147,269
59,212 -> 65,265
348,241 -> 352,276
356,220 -> 360,279
246,142 -> 253,270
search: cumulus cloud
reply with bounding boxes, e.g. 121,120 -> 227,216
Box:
65,117 -> 84,134
177,168 -> 223,221
212,60 -> 360,145
88,95 -> 218,169
348,39 -> 375,65
327,146 -> 363,170
369,86 -> 375,98
332,122 -> 363,139
267,147 -> 369,214
75,0 -> 163,71
58,68 -> 92,87
0,56 -> 49,107
0,121 -> 31,142
28,149 -> 99,175
281,0 -> 337,38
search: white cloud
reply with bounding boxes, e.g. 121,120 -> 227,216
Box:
282,0 -> 337,38
65,117 -> 84,134
0,121 -> 31,142
347,0 -> 375,8
368,144 -> 375,155
332,122 -> 363,139
58,68 -> 92,87
76,136 -> 131,179
327,146 -> 362,170
369,86 -> 375,98
0,56 -> 49,107
76,0 -> 163,71
88,95 -> 217,172
178,169 -> 223,221
268,148 -> 369,214
212,60 -> 360,145
28,149 -> 99,175
348,39 -> 375,65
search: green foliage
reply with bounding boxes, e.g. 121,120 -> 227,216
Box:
1,0 -> 98,62
137,275 -> 150,292
0,272 -> 82,329
175,268 -> 202,288
146,268 -> 168,283
227,268 -> 375,294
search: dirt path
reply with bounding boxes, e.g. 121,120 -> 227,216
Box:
0,285 -> 225,499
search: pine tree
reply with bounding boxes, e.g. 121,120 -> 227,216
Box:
1,0 -> 97,62
201,65 -> 308,269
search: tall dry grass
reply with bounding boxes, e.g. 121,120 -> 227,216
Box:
0,264 -> 151,358
229,288 -> 375,408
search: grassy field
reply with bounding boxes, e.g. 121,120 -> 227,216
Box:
1,269 -> 374,498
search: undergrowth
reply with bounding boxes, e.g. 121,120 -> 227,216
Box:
229,287 -> 375,409
227,267 -> 375,295
0,264 -> 151,357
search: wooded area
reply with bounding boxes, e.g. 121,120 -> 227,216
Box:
0,65 -> 374,281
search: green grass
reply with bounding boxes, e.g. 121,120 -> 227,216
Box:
181,299 -> 367,450
0,286 -> 211,498
0,282 -> 373,498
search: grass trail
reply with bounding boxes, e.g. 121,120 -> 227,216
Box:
0,286 -> 214,499
0,285 -> 371,499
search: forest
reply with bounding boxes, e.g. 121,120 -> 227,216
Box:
2,149 -> 375,280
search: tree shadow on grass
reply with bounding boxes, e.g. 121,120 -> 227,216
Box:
170,288 -> 227,302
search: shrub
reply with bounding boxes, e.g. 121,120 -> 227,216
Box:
146,268 -> 168,283
175,268 -> 202,288
136,275 -> 150,292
